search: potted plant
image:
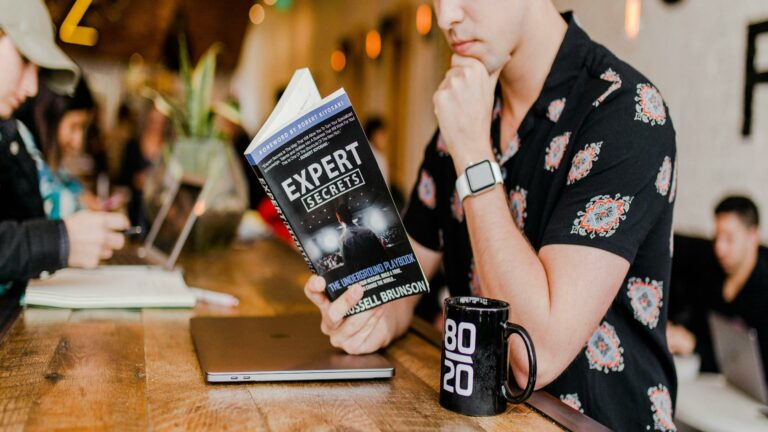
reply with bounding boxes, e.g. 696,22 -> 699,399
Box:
144,35 -> 248,251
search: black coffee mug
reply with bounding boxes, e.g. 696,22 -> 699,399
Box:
439,296 -> 537,416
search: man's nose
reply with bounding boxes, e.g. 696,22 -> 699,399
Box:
435,0 -> 463,31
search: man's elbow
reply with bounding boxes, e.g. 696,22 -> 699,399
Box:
510,349 -> 566,391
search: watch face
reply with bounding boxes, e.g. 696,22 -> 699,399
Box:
466,160 -> 495,192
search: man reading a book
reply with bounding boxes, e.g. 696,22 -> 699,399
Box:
305,1 -> 677,429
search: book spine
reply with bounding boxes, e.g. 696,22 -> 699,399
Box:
251,166 -> 317,274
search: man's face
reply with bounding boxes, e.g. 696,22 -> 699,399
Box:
0,36 -> 38,119
714,213 -> 759,274
434,0 -> 528,72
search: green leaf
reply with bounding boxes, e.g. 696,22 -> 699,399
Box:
190,42 -> 222,137
178,33 -> 193,134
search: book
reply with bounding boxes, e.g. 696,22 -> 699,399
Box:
244,69 -> 429,315
25,266 -> 196,309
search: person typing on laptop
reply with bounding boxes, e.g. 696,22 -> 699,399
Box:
667,196 -> 768,385
0,0 -> 129,328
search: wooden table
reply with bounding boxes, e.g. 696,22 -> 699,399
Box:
0,239 -> 604,431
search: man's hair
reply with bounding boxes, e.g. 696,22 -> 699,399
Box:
715,195 -> 760,228
364,116 -> 386,139
335,201 -> 354,225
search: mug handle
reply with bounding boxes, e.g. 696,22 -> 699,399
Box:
501,322 -> 537,404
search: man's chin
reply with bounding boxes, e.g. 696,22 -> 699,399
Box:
0,105 -> 12,120
718,260 -> 734,274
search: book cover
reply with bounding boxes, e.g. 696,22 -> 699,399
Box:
244,73 -> 429,315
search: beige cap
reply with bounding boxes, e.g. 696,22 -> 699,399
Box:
0,0 -> 80,95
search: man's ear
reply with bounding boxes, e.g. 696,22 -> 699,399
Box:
748,226 -> 761,248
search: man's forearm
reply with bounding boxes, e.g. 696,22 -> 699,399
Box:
462,187 -> 556,383
461,186 -> 629,388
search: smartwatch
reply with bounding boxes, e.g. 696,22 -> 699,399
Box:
455,160 -> 503,202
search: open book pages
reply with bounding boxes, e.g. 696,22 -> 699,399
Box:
246,68 -> 346,150
25,266 -> 196,309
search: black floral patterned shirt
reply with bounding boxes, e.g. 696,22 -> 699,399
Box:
403,13 -> 678,431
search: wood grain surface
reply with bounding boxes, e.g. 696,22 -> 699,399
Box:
0,239 -> 575,431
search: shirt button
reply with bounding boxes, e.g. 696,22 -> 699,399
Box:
9,141 -> 19,156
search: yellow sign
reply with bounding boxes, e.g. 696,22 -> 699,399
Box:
60,0 -> 98,46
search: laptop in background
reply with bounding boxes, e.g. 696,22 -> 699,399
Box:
709,311 -> 768,404
191,315 -> 394,382
111,175 -> 206,269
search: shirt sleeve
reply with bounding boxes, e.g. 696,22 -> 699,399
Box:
0,219 -> 69,282
540,86 -> 677,263
402,131 -> 443,252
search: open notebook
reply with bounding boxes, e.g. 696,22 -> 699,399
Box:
25,266 -> 196,309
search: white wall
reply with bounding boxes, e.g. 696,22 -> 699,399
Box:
555,0 -> 768,241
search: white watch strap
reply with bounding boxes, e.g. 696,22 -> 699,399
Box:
456,172 -> 471,202
491,162 -> 503,184
456,160 -> 503,202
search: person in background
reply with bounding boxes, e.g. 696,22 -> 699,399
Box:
0,0 -> 129,328
668,196 -> 768,382
18,78 -> 104,216
364,116 -> 406,212
106,103 -> 138,180
217,99 -> 265,211
117,104 -> 167,231
364,116 -> 390,184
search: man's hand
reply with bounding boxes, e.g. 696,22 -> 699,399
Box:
433,54 -> 501,170
666,322 -> 696,356
64,211 -> 129,268
304,275 -> 397,355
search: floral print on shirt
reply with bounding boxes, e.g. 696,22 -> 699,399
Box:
567,141 -> 602,185
585,321 -> 625,373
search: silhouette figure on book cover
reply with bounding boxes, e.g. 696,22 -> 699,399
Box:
336,201 -> 388,274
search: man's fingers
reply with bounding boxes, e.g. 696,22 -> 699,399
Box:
99,247 -> 114,260
451,53 -> 481,68
304,275 -> 329,307
489,66 -> 502,91
339,307 -> 386,354
104,232 -> 125,251
331,306 -> 381,341
103,212 -> 130,231
325,284 -> 364,329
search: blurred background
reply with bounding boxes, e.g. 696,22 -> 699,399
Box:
42,0 -> 768,241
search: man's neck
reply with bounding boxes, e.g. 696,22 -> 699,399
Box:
723,247 -> 759,303
499,3 -> 568,124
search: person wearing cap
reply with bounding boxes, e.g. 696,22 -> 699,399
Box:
0,0 -> 129,326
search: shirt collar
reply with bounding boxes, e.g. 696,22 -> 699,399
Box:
531,11 -> 592,117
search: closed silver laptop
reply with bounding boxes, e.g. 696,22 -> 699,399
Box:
191,315 -> 395,382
